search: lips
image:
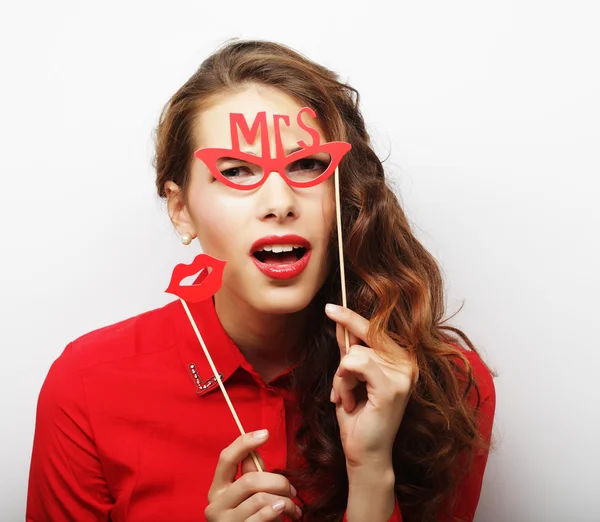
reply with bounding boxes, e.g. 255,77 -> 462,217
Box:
250,234 -> 312,280
251,251 -> 312,280
165,253 -> 226,302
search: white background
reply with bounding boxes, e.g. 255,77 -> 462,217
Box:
1,1 -> 599,521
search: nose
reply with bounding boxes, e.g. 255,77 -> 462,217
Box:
256,170 -> 298,223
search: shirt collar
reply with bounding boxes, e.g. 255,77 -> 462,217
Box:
173,297 -> 246,397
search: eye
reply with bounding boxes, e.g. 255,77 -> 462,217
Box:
216,159 -> 259,179
288,157 -> 329,174
220,166 -> 253,178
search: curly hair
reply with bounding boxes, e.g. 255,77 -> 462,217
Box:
153,39 -> 496,522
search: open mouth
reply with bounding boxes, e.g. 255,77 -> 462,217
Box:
252,245 -> 308,265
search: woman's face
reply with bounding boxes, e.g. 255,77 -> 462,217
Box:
168,84 -> 335,315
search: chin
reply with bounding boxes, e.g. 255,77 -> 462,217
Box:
250,285 -> 318,315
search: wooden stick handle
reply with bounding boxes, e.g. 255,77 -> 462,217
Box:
334,166 -> 350,353
179,298 -> 263,472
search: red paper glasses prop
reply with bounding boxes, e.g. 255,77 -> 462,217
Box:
194,106 -> 352,190
165,253 -> 226,303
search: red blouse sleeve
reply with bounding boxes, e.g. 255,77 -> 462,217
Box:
26,344 -> 114,521
438,350 -> 496,521
342,495 -> 403,522
389,496 -> 403,521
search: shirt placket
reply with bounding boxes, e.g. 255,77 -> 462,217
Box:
261,383 -> 287,472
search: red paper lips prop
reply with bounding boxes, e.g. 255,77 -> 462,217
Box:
165,253 -> 226,303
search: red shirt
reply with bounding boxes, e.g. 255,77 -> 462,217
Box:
26,297 -> 495,521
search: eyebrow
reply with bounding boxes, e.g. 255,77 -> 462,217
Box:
241,146 -> 304,156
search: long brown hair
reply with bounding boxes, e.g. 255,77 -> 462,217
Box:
153,39 -> 496,522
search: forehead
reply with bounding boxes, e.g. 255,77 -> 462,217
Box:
193,84 -> 325,150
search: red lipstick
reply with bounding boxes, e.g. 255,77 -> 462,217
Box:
250,234 -> 312,281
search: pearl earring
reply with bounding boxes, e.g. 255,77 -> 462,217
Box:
181,233 -> 192,245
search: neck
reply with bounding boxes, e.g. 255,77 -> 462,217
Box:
213,288 -> 306,382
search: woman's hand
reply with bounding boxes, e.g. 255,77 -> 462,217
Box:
205,430 -> 302,521
325,304 -> 419,471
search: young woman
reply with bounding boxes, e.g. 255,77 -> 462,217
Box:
26,40 -> 496,522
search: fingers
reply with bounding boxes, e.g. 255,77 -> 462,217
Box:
331,345 -> 389,412
241,449 -> 266,475
205,430 -> 303,522
217,470 -> 296,511
239,492 -> 302,521
325,304 -> 371,347
335,321 -> 360,357
208,430 -> 270,501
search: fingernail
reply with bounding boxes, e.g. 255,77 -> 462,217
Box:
325,303 -> 341,315
330,388 -> 336,403
253,429 -> 268,439
272,500 -> 286,512
290,484 -> 297,497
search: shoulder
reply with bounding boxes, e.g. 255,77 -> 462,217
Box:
38,299 -> 181,400
36,299 -> 183,416
451,342 -> 496,409
66,299 -> 182,371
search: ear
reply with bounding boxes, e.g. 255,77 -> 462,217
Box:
165,181 -> 197,239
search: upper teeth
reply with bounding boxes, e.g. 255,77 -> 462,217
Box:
259,244 -> 303,253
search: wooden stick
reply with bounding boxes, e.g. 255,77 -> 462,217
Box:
334,166 -> 350,354
179,298 -> 263,473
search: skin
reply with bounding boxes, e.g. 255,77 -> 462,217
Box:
166,84 -> 418,521
168,84 -> 335,381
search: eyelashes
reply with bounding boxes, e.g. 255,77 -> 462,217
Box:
219,164 -> 258,179
287,157 -> 329,175
217,156 -> 329,180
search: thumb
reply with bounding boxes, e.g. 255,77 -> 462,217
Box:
326,304 -> 371,356
241,450 -> 265,474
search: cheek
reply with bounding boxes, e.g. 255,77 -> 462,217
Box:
189,191 -> 246,253
319,182 -> 336,235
